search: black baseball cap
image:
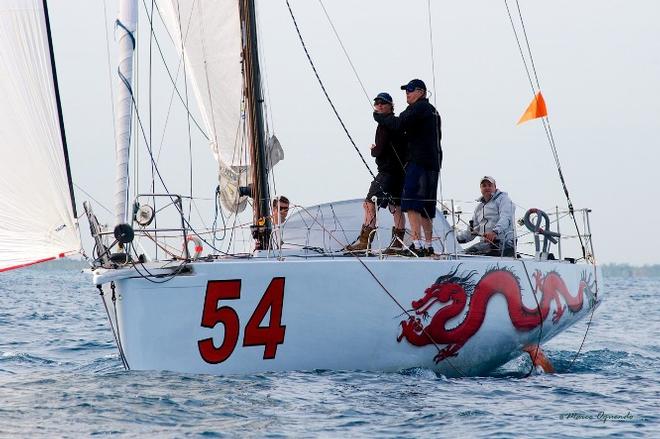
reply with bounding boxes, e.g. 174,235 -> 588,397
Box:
400,78 -> 427,92
373,92 -> 393,104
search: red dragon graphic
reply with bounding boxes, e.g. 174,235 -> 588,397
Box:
397,266 -> 595,363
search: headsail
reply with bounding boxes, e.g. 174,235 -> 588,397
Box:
156,0 -> 250,213
0,0 -> 81,272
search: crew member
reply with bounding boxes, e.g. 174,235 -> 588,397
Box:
373,79 -> 442,256
456,176 -> 516,257
346,92 -> 407,253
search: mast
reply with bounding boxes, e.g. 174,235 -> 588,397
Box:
42,0 -> 77,220
240,0 -> 271,249
114,0 -> 138,227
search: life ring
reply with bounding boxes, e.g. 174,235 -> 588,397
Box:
184,234 -> 204,259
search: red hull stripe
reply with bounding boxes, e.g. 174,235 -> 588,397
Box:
0,251 -> 76,273
0,256 -> 57,273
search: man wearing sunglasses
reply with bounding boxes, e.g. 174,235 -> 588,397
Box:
373,79 -> 442,257
270,195 -> 290,250
346,92 -> 407,253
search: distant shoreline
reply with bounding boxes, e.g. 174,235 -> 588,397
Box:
601,264 -> 660,278
12,259 -> 659,278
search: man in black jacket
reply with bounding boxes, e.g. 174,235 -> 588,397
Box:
346,92 -> 407,252
373,79 -> 442,256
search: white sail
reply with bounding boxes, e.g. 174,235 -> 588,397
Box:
157,0 -> 250,213
0,0 -> 80,272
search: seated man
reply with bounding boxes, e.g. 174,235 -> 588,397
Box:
456,176 -> 516,257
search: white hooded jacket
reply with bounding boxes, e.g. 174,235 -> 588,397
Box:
457,190 -> 515,245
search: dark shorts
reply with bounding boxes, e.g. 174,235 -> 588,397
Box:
465,240 -> 516,257
366,171 -> 404,208
401,162 -> 439,219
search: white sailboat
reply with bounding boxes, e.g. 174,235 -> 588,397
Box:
1,0 -> 601,377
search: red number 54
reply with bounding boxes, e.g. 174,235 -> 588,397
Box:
197,277 -> 286,364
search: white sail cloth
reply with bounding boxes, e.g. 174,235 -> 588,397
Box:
157,0 -> 251,213
0,0 -> 80,271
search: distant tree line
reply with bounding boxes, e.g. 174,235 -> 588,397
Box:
602,264 -> 660,278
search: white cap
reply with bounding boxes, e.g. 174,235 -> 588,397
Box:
480,176 -> 496,185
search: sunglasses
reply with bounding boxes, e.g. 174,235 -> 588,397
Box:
279,205 -> 289,211
405,86 -> 424,93
374,100 -> 390,105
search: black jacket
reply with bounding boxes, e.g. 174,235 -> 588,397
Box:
371,123 -> 406,175
373,98 -> 442,171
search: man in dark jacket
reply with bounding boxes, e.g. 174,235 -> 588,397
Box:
373,79 -> 442,256
346,92 -> 407,252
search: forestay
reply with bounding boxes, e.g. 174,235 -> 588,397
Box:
0,0 -> 80,271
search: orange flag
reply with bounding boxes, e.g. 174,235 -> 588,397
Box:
517,91 -> 548,124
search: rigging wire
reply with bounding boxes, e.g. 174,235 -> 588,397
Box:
123,0 -> 233,263
132,16 -> 139,207
504,0 -> 597,372
119,77 -> 232,257
97,285 -> 127,369
74,183 -> 113,216
286,0 -> 403,212
425,0 -> 444,204
311,0 -> 406,182
426,0 -> 438,109
148,0 -> 158,258
148,0 -> 154,187
138,0 -> 209,142
565,294 -> 599,372
518,259 -> 545,377
102,0 -> 117,145
254,0 -> 458,356
316,0 -> 371,107
285,0 -> 376,181
212,185 -> 228,246
130,255 -> 191,284
172,0 -> 196,222
503,0 -> 587,260
150,0 -> 193,165
307,0 -> 411,207
283,0 -> 428,217
110,282 -> 130,369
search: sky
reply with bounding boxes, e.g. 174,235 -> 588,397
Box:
49,0 -> 660,265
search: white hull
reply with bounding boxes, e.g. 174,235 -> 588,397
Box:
94,257 -> 599,376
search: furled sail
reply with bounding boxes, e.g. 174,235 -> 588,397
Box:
114,0 -> 137,225
156,0 -> 251,213
0,0 -> 81,271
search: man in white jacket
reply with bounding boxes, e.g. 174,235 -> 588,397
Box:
456,176 -> 516,257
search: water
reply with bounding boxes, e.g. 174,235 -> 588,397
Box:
1,264 -> 657,437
